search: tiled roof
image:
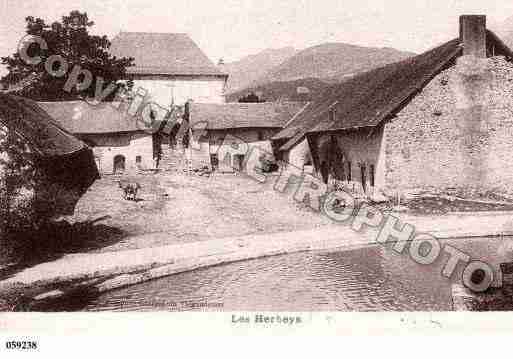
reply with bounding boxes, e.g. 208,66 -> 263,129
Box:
274,38 -> 462,151
188,102 -> 307,130
271,102 -> 313,140
109,32 -> 227,77
0,94 -> 98,196
0,94 -> 87,156
276,30 -> 513,152
38,101 -> 155,134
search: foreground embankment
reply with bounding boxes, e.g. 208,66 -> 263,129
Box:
1,210 -> 513,310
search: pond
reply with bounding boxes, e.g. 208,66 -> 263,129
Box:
43,237 -> 512,312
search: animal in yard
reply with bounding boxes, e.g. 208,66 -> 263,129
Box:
118,180 -> 141,201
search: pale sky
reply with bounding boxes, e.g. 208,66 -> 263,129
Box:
1,0 -> 513,77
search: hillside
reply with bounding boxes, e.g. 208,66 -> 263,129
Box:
500,15 -> 513,48
222,47 -> 298,93
226,78 -> 330,103
251,42 -> 415,86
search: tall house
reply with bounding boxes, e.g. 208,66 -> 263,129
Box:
110,32 -> 228,106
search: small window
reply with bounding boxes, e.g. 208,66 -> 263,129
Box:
347,161 -> 352,181
136,155 -> 142,164
360,164 -> 367,192
370,164 -> 375,187
329,109 -> 336,122
210,154 -> 219,169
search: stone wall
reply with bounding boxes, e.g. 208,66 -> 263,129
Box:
86,132 -> 155,175
384,56 -> 513,197
283,138 -> 312,169
189,128 -> 278,172
131,75 -> 227,106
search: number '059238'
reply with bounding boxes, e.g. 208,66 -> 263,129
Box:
5,341 -> 38,350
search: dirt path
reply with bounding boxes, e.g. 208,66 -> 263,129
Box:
66,172 -> 332,253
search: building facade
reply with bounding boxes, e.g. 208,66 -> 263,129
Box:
185,102 -> 307,172
109,32 -> 228,106
276,15 -> 513,199
39,101 -> 160,175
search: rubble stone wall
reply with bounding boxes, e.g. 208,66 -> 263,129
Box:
384,56 -> 513,197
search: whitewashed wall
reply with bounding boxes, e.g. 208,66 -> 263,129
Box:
284,138 -> 311,169
87,132 -> 155,175
189,128 -> 277,172
131,76 -> 227,106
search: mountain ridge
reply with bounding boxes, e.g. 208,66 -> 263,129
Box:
222,47 -> 298,93
226,42 -> 415,102
251,42 -> 415,87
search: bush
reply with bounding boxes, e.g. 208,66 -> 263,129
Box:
0,126 -> 63,264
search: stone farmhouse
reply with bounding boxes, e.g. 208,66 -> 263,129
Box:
274,15 -> 513,199
35,33 -> 228,176
38,101 -> 161,175
109,32 -> 228,106
184,102 -> 307,172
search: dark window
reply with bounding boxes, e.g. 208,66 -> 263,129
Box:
257,131 -> 264,141
113,155 -> 126,174
136,155 -> 142,164
360,164 -> 367,192
329,109 -> 336,122
210,154 -> 219,169
347,161 -> 352,181
370,164 -> 375,187
233,154 -> 245,171
321,162 -> 329,184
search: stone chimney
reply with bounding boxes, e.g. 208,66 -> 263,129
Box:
459,15 -> 487,58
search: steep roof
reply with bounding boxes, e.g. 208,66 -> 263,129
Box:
0,94 -> 98,198
271,101 -> 314,140
38,101 -> 156,134
276,30 -> 513,152
188,102 -> 307,130
0,94 -> 88,157
109,32 -> 227,77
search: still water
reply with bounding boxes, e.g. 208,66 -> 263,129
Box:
49,238 -> 511,312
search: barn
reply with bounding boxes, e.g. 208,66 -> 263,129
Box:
276,15 -> 513,200
38,101 -> 162,175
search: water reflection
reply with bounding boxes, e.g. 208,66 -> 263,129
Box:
49,238 -> 512,312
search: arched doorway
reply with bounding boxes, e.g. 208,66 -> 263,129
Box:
113,155 -> 126,174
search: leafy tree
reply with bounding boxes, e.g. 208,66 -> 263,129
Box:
0,125 -> 36,236
0,123 -> 79,263
1,11 -> 134,101
238,92 -> 264,103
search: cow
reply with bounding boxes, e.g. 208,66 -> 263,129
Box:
118,180 -> 141,201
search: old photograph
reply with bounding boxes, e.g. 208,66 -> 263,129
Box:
2,0 -> 513,328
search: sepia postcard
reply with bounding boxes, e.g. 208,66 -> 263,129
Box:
2,0 -> 513,351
